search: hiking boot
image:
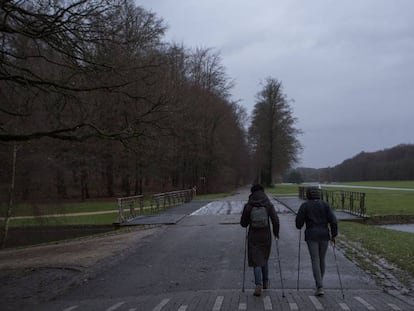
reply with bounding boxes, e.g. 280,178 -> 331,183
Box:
315,287 -> 325,296
254,285 -> 262,296
263,280 -> 269,289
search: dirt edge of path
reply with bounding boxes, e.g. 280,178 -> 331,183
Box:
0,225 -> 165,307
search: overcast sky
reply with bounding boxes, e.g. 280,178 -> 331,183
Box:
138,0 -> 414,168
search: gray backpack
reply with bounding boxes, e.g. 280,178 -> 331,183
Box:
250,206 -> 269,228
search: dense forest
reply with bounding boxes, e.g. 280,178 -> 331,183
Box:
0,0 -> 300,203
294,144 -> 414,182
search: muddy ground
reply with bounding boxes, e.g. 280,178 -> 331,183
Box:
0,225 -> 164,306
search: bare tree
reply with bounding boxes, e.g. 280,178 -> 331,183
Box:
0,0 -> 252,213
0,0 -> 168,142
1,141 -> 17,248
187,47 -> 234,98
249,77 -> 302,186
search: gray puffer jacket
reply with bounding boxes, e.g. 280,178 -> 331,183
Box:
295,198 -> 338,241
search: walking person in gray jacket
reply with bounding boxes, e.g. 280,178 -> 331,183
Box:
241,184 -> 280,297
295,186 -> 338,296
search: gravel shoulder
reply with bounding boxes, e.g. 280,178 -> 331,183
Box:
0,225 -> 164,306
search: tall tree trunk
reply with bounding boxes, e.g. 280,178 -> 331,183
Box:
122,174 -> 130,196
80,166 -> 89,200
134,157 -> 143,195
56,168 -> 67,199
2,142 -> 17,248
106,156 -> 114,197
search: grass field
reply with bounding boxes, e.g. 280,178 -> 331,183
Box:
0,200 -> 137,217
327,181 -> 414,282
269,181 -> 414,281
320,186 -> 414,216
267,184 -> 299,196
2,182 -> 412,224
0,192 -> 229,227
339,221 -> 414,281
338,180 -> 414,189
8,212 -> 120,227
0,200 -> 157,227
265,181 -> 414,216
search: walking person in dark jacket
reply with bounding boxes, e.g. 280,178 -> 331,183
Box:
240,184 -> 280,297
295,186 -> 338,296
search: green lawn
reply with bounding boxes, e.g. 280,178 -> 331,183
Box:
320,186 -> 414,216
332,181 -> 414,282
267,182 -> 414,280
8,212 -> 120,227
1,192 -> 218,228
267,184 -> 300,196
0,199 -> 159,227
339,221 -> 414,280
0,198 -> 161,217
326,180 -> 414,215
265,182 -> 414,216
3,181 -> 413,225
363,190 -> 414,216
0,200 -> 118,217
337,180 -> 414,189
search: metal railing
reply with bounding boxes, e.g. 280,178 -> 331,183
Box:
150,189 -> 195,212
116,188 -> 195,224
298,187 -> 367,217
117,195 -> 144,223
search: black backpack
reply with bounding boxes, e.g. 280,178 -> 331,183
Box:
250,206 -> 269,228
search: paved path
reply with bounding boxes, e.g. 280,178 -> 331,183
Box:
23,188 -> 413,311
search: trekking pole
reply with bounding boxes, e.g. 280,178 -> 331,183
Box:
297,229 -> 301,291
296,230 -> 302,290
332,242 -> 345,299
242,227 -> 247,292
275,238 -> 285,297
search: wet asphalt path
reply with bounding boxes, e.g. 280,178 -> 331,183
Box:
25,189 -> 413,311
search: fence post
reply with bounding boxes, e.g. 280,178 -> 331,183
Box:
118,198 -> 124,223
360,193 -> 366,216
350,192 -> 354,214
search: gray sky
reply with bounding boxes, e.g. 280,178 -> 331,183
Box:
138,0 -> 414,168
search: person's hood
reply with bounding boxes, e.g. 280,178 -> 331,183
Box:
249,190 -> 269,206
306,187 -> 321,200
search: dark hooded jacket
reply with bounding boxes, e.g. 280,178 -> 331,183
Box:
295,187 -> 338,241
240,190 -> 280,267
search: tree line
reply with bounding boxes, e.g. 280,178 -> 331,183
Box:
294,144 -> 414,182
0,0 -> 301,204
329,144 -> 414,182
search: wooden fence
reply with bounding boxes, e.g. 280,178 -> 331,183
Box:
298,186 -> 367,217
